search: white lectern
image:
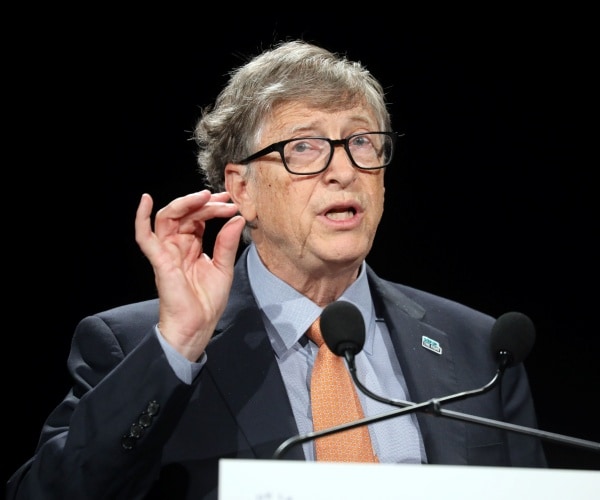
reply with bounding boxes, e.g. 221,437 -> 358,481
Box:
219,459 -> 599,499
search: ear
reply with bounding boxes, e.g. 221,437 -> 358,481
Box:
225,163 -> 257,222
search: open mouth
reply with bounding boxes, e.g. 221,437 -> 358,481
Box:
325,207 -> 357,220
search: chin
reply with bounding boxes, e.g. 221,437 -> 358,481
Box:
322,244 -> 369,264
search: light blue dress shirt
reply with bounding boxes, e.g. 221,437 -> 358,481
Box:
157,243 -> 426,463
246,244 -> 425,463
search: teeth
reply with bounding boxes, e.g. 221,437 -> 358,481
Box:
326,210 -> 353,220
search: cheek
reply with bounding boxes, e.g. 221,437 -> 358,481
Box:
369,177 -> 385,206
255,175 -> 298,219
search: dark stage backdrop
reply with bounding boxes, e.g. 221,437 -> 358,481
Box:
6,14 -> 599,486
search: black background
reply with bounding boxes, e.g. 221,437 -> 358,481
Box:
6,12 -> 599,486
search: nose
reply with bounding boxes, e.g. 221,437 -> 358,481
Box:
324,143 -> 356,181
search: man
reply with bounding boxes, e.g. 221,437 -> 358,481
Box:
7,39 -> 546,500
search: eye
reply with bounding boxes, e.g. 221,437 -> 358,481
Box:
349,134 -> 374,150
286,138 -> 328,157
290,140 -> 313,154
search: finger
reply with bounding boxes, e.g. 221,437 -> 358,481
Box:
134,193 -> 156,254
155,190 -> 232,223
154,191 -> 232,239
210,191 -> 233,202
155,190 -> 212,221
176,203 -> 240,234
135,193 -> 176,263
212,215 -> 246,272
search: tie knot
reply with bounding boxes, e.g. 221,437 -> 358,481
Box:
306,317 -> 324,347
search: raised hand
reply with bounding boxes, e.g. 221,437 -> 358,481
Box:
135,190 -> 245,361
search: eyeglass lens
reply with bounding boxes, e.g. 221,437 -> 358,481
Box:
283,133 -> 393,174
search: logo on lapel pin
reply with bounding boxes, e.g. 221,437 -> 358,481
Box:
422,336 -> 442,355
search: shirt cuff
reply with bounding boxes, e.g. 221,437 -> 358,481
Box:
155,325 -> 206,384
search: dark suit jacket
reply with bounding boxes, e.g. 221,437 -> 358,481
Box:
7,248 -> 546,499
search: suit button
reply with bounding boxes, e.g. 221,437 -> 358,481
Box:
121,435 -> 136,450
139,413 -> 152,428
129,422 -> 144,438
147,400 -> 160,415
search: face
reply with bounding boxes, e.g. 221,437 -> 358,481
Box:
226,102 -> 386,282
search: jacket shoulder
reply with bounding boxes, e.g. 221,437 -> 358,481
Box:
74,299 -> 160,353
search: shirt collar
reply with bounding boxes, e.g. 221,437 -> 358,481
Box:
246,243 -> 376,357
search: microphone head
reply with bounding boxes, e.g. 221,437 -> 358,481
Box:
490,311 -> 536,367
320,301 -> 366,357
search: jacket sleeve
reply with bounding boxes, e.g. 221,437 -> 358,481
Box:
6,311 -> 196,500
499,361 -> 548,466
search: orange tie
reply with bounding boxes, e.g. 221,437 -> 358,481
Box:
306,317 -> 378,462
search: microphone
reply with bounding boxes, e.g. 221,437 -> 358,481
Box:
319,300 -> 365,360
272,302 -> 600,459
489,310 -> 536,369
326,302 -> 532,409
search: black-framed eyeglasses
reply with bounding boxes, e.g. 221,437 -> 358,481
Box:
236,131 -> 401,175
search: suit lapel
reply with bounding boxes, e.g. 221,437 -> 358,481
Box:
368,269 -> 468,464
206,250 -> 304,460
205,252 -> 469,463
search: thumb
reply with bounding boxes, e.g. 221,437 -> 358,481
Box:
212,215 -> 246,271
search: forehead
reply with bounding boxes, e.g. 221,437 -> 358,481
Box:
261,101 -> 379,139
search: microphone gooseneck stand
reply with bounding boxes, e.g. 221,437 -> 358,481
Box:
273,299 -> 600,460
274,351 -> 600,459
344,351 -> 600,452
273,356 -> 508,460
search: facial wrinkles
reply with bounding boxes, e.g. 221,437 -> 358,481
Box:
298,180 -> 324,258
251,104 -> 385,275
281,175 -> 378,261
261,174 -> 312,257
294,185 -> 313,259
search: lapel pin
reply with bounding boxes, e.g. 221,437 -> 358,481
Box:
422,336 -> 442,355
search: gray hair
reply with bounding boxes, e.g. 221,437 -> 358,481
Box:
193,39 -> 392,192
